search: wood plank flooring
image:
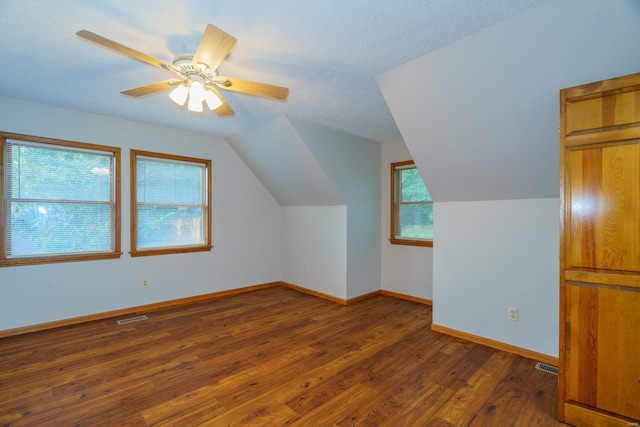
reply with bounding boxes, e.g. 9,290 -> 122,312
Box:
0,287 -> 564,426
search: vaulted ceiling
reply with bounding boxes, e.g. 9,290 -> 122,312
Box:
0,0 -> 550,143
378,0 -> 640,202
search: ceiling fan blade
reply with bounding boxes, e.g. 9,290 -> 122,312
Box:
192,24 -> 237,71
216,76 -> 289,100
76,30 -> 176,73
205,85 -> 235,116
121,80 -> 183,97
214,102 -> 235,117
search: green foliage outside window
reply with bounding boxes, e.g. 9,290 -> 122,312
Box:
5,141 -> 115,258
135,157 -> 206,249
391,161 -> 433,246
131,151 -> 211,256
398,167 -> 433,240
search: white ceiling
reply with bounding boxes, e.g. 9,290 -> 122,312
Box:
0,0 -> 550,143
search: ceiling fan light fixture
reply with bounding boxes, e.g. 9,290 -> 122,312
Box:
169,83 -> 189,106
204,89 -> 223,110
187,95 -> 203,112
187,80 -> 205,112
77,24 -> 289,118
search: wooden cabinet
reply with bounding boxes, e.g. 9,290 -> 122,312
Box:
559,72 -> 640,426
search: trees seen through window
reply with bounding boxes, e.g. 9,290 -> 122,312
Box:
390,160 -> 433,247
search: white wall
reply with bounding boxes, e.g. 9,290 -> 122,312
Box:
380,140 -> 433,300
289,118 -> 381,298
376,0 -> 640,359
433,199 -> 559,357
228,117 -> 348,300
281,206 -> 347,299
0,96 -> 281,332
228,116 -> 381,300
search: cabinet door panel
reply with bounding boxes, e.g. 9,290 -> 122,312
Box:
566,283 -> 640,419
567,142 -> 640,273
566,88 -> 640,134
561,72 -> 640,426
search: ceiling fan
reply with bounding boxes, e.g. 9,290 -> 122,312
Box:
76,24 -> 289,116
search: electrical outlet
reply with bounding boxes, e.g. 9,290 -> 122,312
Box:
304,267 -> 310,276
508,307 -> 518,321
143,279 -> 148,288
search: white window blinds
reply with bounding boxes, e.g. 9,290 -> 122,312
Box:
3,139 -> 116,258
134,155 -> 208,250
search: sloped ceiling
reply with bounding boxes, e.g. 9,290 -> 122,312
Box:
0,0 -> 550,143
378,0 -> 640,202
226,116 -> 344,206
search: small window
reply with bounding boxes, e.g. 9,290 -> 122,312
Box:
130,150 -> 211,257
390,160 -> 433,247
1,132 -> 121,267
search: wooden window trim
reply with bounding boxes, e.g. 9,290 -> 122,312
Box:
130,149 -> 212,257
389,160 -> 433,248
0,131 -> 122,267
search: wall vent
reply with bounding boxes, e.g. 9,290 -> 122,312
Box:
116,315 -> 148,325
535,362 -> 559,375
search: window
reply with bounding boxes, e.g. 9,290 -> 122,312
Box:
1,132 -> 121,267
130,150 -> 211,256
390,160 -> 433,247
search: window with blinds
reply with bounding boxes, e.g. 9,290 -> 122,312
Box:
390,160 -> 433,247
130,150 -> 211,256
1,132 -> 121,267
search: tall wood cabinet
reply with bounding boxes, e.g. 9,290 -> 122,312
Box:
559,72 -> 640,426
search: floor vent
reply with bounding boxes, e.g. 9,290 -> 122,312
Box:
116,315 -> 148,325
535,362 -> 559,375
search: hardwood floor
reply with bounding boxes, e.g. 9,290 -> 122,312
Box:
0,287 -> 564,426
